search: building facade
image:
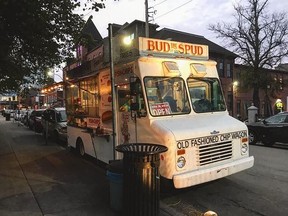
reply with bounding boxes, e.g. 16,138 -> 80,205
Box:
234,64 -> 288,120
0,93 -> 18,110
41,82 -> 64,108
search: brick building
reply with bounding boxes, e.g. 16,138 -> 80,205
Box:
234,64 -> 288,120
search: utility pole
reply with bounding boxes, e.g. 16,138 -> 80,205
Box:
145,0 -> 149,37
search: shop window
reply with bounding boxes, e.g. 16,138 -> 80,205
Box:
65,76 -> 99,128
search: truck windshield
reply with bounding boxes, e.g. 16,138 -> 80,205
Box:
187,77 -> 226,113
144,77 -> 191,116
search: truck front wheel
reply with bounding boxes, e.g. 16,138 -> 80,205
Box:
160,176 -> 175,193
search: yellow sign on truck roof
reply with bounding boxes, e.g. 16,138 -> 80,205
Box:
139,37 -> 209,60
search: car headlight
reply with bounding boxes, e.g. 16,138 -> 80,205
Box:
59,127 -> 67,133
241,143 -> 248,155
177,156 -> 186,169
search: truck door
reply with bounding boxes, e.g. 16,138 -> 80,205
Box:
116,77 -> 146,144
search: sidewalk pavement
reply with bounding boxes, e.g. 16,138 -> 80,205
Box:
0,116 -> 184,216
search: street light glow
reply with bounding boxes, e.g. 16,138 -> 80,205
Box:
123,33 -> 134,46
123,36 -> 132,45
233,81 -> 239,87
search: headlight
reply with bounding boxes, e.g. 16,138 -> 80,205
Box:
177,156 -> 186,168
241,143 -> 248,154
59,127 -> 67,133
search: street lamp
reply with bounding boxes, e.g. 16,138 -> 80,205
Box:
48,70 -> 64,82
232,81 -> 239,118
109,23 -> 117,160
46,70 -> 65,107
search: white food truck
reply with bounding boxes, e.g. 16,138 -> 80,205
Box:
65,37 -> 254,189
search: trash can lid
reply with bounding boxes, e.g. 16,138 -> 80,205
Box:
115,143 -> 168,156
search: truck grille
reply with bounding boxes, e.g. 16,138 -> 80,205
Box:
197,141 -> 232,166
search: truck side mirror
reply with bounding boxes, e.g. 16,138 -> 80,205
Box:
130,79 -> 141,95
130,103 -> 147,118
130,102 -> 139,111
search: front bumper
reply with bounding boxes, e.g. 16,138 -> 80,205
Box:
173,156 -> 254,188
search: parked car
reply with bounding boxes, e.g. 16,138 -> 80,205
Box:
28,109 -> 45,133
247,112 -> 288,146
22,109 -> 33,126
42,107 -> 67,143
3,109 -> 14,120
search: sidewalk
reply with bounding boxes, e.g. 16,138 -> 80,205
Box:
0,116 -> 184,216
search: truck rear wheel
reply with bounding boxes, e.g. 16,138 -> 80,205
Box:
76,139 -> 85,157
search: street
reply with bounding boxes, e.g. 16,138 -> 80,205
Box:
1,116 -> 288,216
0,116 -> 179,216
0,117 -> 116,216
161,142 -> 288,215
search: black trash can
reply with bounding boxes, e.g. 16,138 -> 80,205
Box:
115,143 -> 168,216
5,113 -> 11,121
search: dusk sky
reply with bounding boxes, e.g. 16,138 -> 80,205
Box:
79,0 -> 288,45
54,0 -> 288,80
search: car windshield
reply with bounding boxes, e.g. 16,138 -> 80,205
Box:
56,110 -> 67,122
265,113 -> 288,123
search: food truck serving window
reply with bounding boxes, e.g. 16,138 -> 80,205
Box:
65,76 -> 99,127
144,77 -> 191,116
187,77 -> 226,113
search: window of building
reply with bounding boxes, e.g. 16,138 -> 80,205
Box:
227,91 -> 233,112
218,60 -> 224,77
227,63 -> 231,78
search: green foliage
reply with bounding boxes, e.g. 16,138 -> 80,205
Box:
0,0 -> 85,92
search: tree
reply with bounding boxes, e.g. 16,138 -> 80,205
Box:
209,0 -> 288,109
0,0 -> 111,93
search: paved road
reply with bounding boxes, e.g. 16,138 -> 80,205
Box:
6,115 -> 286,216
161,143 -> 288,215
0,117 -> 120,216
0,117 -> 184,216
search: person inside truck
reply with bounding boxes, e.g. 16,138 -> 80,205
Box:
191,90 -> 212,113
193,97 -> 211,112
163,96 -> 177,112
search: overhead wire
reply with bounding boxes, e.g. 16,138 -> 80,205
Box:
152,0 -> 168,7
154,0 -> 193,20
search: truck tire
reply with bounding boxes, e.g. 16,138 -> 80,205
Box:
76,139 -> 85,157
160,176 -> 175,193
